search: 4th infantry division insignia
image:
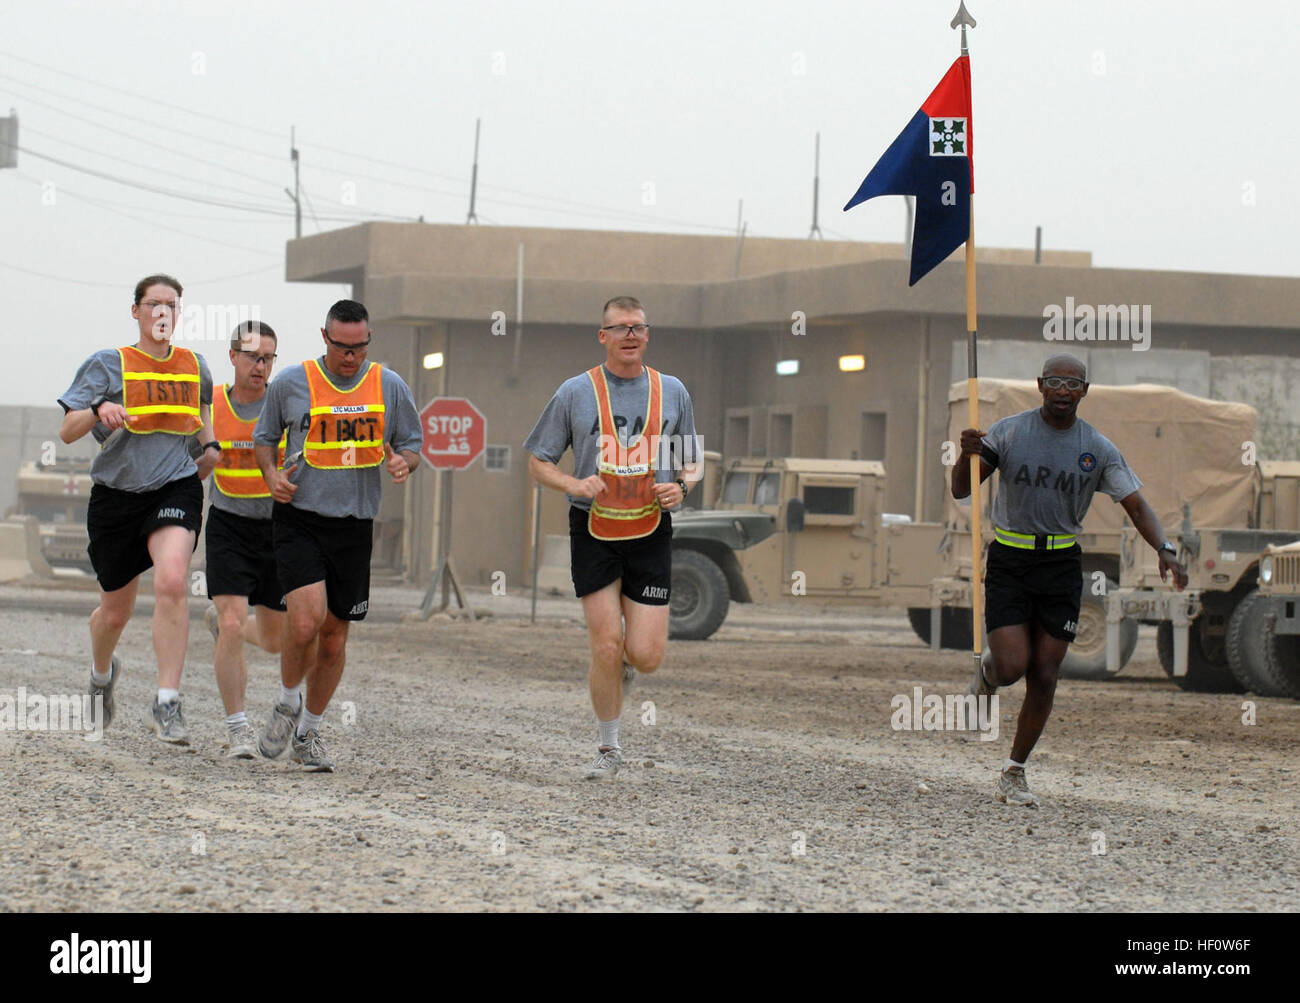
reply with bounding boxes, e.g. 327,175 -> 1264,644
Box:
929,117 -> 967,156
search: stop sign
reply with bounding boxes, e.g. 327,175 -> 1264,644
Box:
420,397 -> 487,470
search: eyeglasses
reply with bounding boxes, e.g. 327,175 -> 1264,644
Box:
603,324 -> 650,338
1042,377 -> 1085,391
236,351 -> 277,366
324,333 -> 371,358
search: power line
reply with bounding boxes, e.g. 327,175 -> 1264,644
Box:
0,58 -> 740,234
0,48 -> 287,142
15,144 -> 416,221
21,122 -> 288,206
7,169 -> 282,256
0,70 -> 284,165
0,259 -> 280,288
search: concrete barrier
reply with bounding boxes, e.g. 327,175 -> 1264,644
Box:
0,516 -> 54,582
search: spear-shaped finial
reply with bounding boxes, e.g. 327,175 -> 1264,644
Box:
951,1 -> 976,55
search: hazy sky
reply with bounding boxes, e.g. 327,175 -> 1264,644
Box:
2,0 -> 1296,407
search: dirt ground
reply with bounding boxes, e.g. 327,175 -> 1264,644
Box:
2,584 -> 1298,912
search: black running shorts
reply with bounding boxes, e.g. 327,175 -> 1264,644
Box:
205,505 -> 286,611
569,505 -> 672,605
984,540 -> 1083,642
271,502 -> 373,621
86,475 -> 203,593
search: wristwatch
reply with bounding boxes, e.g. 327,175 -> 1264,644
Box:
1158,542 -> 1177,558
676,477 -> 688,495
201,441 -> 222,454
90,396 -> 107,417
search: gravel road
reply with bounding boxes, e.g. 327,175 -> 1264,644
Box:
2,587 -> 1297,912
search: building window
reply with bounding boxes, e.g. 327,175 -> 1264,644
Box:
485,445 -> 510,472
804,485 -> 855,516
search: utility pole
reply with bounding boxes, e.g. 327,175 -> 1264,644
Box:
467,118 -> 481,224
808,132 -> 824,239
0,108 -> 17,169
284,125 -> 301,239
733,198 -> 747,277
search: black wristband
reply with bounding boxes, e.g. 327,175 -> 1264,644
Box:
676,478 -> 688,493
90,397 -> 106,417
202,441 -> 222,453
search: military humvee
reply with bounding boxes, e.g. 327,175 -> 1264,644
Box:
7,460 -> 93,572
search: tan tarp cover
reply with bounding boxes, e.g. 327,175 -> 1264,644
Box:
946,379 -> 1259,534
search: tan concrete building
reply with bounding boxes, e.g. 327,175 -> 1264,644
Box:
286,222 -> 1300,587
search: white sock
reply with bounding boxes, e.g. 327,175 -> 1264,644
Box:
90,667 -> 111,686
1005,758 -> 1026,772
279,684 -> 302,711
598,717 -> 621,750
225,711 -> 248,731
296,708 -> 323,738
158,687 -> 179,705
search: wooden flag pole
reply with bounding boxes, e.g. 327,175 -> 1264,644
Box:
953,1 -> 982,675
966,203 -> 982,674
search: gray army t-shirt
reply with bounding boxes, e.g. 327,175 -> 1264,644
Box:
207,385 -> 275,521
253,359 -> 422,521
58,347 -> 214,493
981,408 -> 1142,536
524,364 -> 699,511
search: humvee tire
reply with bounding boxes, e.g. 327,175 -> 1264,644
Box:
1227,592 -> 1300,699
669,549 -> 729,641
906,607 -> 974,650
1157,615 -> 1245,693
1060,575 -> 1138,680
1225,591 -> 1279,694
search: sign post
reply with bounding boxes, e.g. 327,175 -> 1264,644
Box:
415,397 -> 486,620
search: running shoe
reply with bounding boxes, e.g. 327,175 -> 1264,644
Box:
150,696 -> 190,745
290,729 -> 335,772
584,745 -> 623,781
226,722 -> 258,759
88,655 -> 119,730
996,766 -> 1037,807
258,699 -> 302,759
622,660 -> 637,694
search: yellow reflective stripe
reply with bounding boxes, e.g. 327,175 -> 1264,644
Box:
592,503 -> 660,519
994,526 -> 1076,549
128,405 -> 201,415
215,469 -> 266,478
309,440 -> 384,450
122,371 -> 200,382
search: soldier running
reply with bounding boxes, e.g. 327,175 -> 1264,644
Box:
252,300 -> 421,772
952,354 -> 1188,805
525,296 -> 699,780
58,274 -> 217,743
203,320 -> 290,758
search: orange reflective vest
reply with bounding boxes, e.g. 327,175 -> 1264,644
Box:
303,360 -> 386,469
587,365 -> 663,541
118,344 -> 202,436
211,384 -> 285,499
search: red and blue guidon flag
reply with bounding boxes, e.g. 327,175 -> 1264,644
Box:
843,56 -> 974,286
